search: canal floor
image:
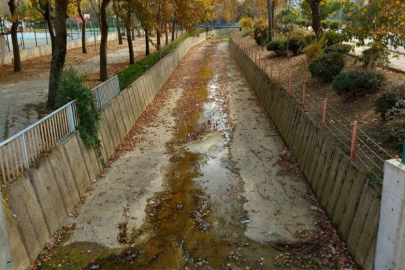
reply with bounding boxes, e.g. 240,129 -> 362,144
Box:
31,33 -> 355,270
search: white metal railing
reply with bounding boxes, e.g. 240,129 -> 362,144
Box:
0,100 -> 78,184
92,75 -> 120,110
0,75 -> 121,185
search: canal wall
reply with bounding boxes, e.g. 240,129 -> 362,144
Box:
0,32 -> 119,65
229,38 -> 380,270
2,31 -> 217,270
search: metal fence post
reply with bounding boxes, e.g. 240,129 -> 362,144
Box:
322,99 -> 327,129
68,104 -> 76,133
96,87 -> 102,110
21,134 -> 30,170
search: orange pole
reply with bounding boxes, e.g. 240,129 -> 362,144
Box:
259,55 -> 261,67
350,121 -> 358,159
271,63 -> 274,78
322,99 -> 327,129
302,84 -> 306,108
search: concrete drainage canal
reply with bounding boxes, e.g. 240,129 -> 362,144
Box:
30,33 -> 356,269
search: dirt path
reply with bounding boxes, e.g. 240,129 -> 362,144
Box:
0,36 -> 158,142
30,34 -> 355,270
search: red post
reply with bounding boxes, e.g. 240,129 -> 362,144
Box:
259,55 -> 261,67
288,74 -> 292,95
271,63 -> 274,78
322,99 -> 327,129
350,121 -> 358,159
302,84 -> 306,108
255,52 -> 257,63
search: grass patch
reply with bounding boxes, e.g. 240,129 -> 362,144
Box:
118,31 -> 203,90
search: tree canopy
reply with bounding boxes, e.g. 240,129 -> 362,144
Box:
341,0 -> 405,49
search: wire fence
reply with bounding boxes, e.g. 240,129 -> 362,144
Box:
0,76 -> 120,185
0,17 -> 126,52
234,38 -> 395,183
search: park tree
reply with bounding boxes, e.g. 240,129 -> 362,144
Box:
75,0 -> 90,54
7,0 -> 22,72
47,0 -> 69,109
112,0 -> 136,64
304,0 -> 323,37
342,0 -> 405,70
300,0 -> 340,24
89,0 -> 112,81
28,0 -> 56,52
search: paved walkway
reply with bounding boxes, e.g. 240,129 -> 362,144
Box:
0,37 -> 153,143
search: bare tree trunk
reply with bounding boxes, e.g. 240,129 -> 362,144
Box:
8,0 -> 21,72
100,0 -> 111,81
47,0 -> 69,109
116,15 -> 122,44
306,0 -> 323,37
77,1 -> 87,54
43,2 -> 55,53
171,16 -> 175,41
126,26 -> 134,64
145,28 -> 150,55
267,0 -> 272,42
165,25 -> 168,45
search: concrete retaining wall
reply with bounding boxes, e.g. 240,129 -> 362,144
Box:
229,39 -> 381,269
0,33 -> 119,65
1,31 -> 212,270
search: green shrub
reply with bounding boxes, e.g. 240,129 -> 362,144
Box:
382,120 -> 405,152
332,71 -> 385,97
267,37 -> 288,56
375,85 -> 405,120
254,26 -> 268,46
332,71 -> 366,96
58,67 -> 101,150
118,32 -> 192,89
322,31 -> 342,46
294,18 -> 310,27
267,39 -> 279,50
287,34 -> 307,55
329,20 -> 340,30
363,72 -> 385,93
324,44 -> 352,54
309,52 -> 344,82
305,33 -> 316,44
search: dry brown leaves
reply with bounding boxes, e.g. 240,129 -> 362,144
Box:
276,147 -> 356,269
28,224 -> 75,270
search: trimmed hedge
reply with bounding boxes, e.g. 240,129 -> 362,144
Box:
287,34 -> 307,55
309,52 -> 345,82
118,32 -> 193,90
374,84 -> 405,120
322,31 -> 342,46
324,44 -> 352,54
332,71 -> 385,97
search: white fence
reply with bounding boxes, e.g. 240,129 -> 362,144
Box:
0,75 -> 120,184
